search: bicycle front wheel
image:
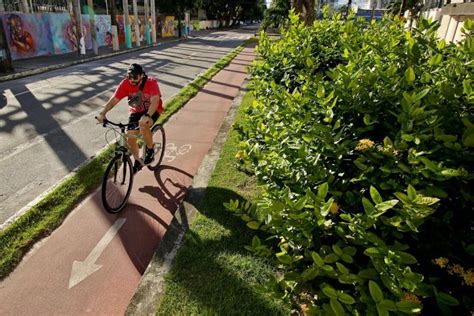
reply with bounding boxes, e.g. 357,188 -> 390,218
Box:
101,154 -> 134,213
147,125 -> 166,170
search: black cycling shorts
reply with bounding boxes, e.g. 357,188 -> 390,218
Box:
127,111 -> 159,131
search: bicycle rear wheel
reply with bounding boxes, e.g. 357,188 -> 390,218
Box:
145,124 -> 166,170
101,154 -> 134,213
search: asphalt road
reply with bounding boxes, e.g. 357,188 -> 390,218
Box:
0,26 -> 257,227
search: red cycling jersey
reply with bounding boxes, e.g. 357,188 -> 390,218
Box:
113,76 -> 163,114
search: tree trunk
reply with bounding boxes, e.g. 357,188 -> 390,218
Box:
293,0 -> 315,26
398,0 -> 405,17
109,0 -> 117,26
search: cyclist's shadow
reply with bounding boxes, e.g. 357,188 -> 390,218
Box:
138,165 -> 193,214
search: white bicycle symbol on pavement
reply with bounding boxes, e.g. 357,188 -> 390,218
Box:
163,143 -> 192,162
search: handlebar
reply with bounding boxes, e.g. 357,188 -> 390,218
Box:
95,116 -> 131,129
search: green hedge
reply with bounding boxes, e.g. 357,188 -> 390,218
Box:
227,10 -> 474,315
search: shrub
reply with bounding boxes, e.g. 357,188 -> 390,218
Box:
228,11 -> 474,315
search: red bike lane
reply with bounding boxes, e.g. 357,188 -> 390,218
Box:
0,45 -> 256,315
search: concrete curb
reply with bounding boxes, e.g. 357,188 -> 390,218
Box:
125,80 -> 249,315
0,38 -> 180,82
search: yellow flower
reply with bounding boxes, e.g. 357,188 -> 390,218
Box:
447,264 -> 465,276
462,269 -> 474,286
355,139 -> 375,151
235,152 -> 242,160
402,293 -> 421,304
434,257 -> 449,268
329,202 -> 340,215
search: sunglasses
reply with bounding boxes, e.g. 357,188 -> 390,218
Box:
126,73 -> 141,81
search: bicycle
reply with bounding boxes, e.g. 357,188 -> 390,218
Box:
97,117 -> 166,213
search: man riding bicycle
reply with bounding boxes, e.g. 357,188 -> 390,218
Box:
96,63 -> 163,172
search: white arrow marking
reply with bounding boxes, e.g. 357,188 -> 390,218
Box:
68,218 -> 126,289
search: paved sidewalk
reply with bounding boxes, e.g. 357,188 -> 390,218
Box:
0,43 -> 256,315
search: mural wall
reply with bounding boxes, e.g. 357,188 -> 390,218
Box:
0,12 -> 178,61
1,12 -> 112,60
1,13 -> 53,60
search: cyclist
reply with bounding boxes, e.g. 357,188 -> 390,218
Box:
96,63 -> 163,172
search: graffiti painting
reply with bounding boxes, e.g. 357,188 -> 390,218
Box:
162,16 -> 174,37
1,13 -> 53,60
94,15 -> 111,47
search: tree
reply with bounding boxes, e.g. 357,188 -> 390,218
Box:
157,0 -> 201,37
203,0 -> 265,27
386,0 -> 424,28
262,0 -> 291,29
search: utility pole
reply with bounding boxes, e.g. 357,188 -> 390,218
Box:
132,0 -> 140,47
144,0 -> 151,44
87,0 -> 98,54
123,0 -> 132,48
20,0 -> 30,13
150,0 -> 156,43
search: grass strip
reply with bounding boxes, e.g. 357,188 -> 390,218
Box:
156,90 -> 289,315
0,37 -> 258,280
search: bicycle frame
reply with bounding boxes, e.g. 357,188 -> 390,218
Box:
103,119 -> 154,164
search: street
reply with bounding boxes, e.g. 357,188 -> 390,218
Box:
0,27 -> 255,227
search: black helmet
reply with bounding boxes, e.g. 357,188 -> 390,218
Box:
127,63 -> 144,76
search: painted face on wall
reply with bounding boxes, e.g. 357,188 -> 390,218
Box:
7,14 -> 35,53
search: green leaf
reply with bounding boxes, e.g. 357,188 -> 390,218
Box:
362,197 -> 376,216
341,254 -> 354,263
321,199 -> 334,217
342,246 -> 357,256
370,186 -> 383,204
333,245 -> 343,256
302,267 -> 319,281
395,300 -> 422,313
364,247 -> 385,258
401,134 -> 414,142
375,200 -> 399,212
436,292 -> 460,306
394,192 -> 410,204
379,299 -> 397,311
317,182 -> 329,200
395,251 -> 418,264
247,221 -> 260,230
338,293 -> 356,305
276,252 -> 293,264
294,196 -> 307,211
317,86 -> 325,98
312,252 -> 325,267
437,39 -> 446,50
336,262 -> 349,274
404,67 -> 415,83
376,305 -> 389,316
368,280 -> 384,302
413,196 -> 440,206
322,286 -> 338,299
428,54 -> 442,66
407,185 -> 417,201
414,88 -> 430,101
324,253 -> 339,263
251,236 -> 261,248
330,298 -> 345,316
